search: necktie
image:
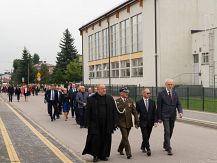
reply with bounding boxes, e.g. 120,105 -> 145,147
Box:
52,90 -> 54,100
168,91 -> 172,101
145,99 -> 148,111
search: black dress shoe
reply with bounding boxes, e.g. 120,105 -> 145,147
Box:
51,118 -> 53,121
141,147 -> 146,153
93,156 -> 98,162
127,154 -> 132,159
147,150 -> 151,156
168,150 -> 173,155
117,150 -> 124,155
100,157 -> 108,161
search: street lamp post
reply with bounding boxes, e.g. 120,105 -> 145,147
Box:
154,0 -> 158,97
107,17 -> 111,94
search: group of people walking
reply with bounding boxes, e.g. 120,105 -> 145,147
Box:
43,79 -> 183,162
4,84 -> 40,102
44,83 -> 97,126
82,79 -> 183,162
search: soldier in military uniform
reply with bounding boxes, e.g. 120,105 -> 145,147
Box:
115,87 -> 139,159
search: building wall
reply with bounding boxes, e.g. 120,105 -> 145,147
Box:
192,28 -> 217,88
81,0 -> 217,87
82,1 -> 144,85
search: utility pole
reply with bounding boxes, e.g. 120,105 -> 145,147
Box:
28,54 -> 30,85
154,0 -> 158,97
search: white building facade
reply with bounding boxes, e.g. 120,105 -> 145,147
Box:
79,0 -> 217,87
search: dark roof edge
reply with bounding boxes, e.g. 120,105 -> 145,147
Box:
191,27 -> 217,34
79,0 -> 136,31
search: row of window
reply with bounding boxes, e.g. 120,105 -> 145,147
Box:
89,58 -> 143,78
193,53 -> 209,64
88,14 -> 143,61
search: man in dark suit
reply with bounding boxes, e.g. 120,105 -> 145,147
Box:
56,86 -> 63,118
157,79 -> 183,155
8,85 -> 14,102
136,88 -> 157,156
45,84 -> 58,121
68,83 -> 77,118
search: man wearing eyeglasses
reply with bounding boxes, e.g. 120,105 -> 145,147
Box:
157,79 -> 183,155
136,88 -> 158,156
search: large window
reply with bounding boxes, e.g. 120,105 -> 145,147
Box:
111,62 -> 119,77
88,35 -> 94,61
120,19 -> 130,55
202,52 -> 209,64
102,28 -> 108,59
132,14 -> 142,53
94,32 -> 100,60
110,24 -> 118,57
132,58 -> 143,77
89,65 -> 95,78
96,64 -> 102,78
103,63 -> 109,78
120,60 -> 130,77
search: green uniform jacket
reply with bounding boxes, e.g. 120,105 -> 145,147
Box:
115,97 -> 139,128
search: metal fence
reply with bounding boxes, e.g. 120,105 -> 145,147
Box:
85,84 -> 217,113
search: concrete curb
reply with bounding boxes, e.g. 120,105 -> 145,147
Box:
177,117 -> 217,129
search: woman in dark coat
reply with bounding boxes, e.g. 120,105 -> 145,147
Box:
82,84 -> 118,162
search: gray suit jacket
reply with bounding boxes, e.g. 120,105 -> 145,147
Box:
76,92 -> 88,109
157,89 -> 183,120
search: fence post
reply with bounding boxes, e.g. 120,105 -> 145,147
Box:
202,87 -> 205,112
151,87 -> 154,99
134,86 -> 137,102
117,85 -> 118,96
187,87 -> 189,109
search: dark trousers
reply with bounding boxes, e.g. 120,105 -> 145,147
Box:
163,119 -> 175,150
57,102 -> 62,115
9,94 -> 13,102
48,101 -> 57,119
17,94 -> 20,101
70,102 -> 74,117
79,107 -> 85,127
118,127 -> 131,155
140,125 -> 153,150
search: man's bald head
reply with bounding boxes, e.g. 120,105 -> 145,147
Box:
142,88 -> 151,98
165,79 -> 174,91
97,84 -> 106,96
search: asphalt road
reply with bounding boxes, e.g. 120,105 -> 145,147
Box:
1,93 -> 217,163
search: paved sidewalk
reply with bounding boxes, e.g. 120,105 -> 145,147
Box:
177,109 -> 217,129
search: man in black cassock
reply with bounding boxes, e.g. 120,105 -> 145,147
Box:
82,84 -> 118,162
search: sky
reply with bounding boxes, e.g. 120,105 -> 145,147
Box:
0,0 -> 126,74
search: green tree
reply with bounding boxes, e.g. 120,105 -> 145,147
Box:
20,47 -> 36,84
33,53 -> 40,65
65,60 -> 82,82
40,63 -> 49,84
51,69 -> 65,84
11,59 -> 22,85
56,28 -> 78,71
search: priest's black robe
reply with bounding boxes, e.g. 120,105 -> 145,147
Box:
82,93 -> 118,159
